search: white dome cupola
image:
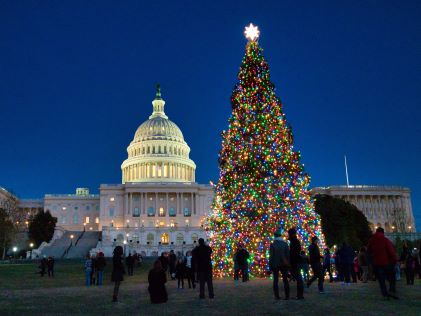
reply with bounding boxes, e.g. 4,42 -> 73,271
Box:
121,85 -> 196,183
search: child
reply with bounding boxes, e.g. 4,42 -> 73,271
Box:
148,260 -> 168,304
175,258 -> 186,289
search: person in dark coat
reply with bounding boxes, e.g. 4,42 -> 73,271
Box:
323,248 -> 333,282
307,236 -> 324,293
269,228 -> 290,300
192,238 -> 214,299
47,256 -> 55,277
176,258 -> 186,289
235,245 -> 250,282
158,252 -> 169,273
95,252 -> 106,286
338,242 -> 354,284
126,253 -> 134,276
148,260 -> 168,304
39,256 -> 47,277
287,228 -> 304,299
367,227 -> 398,299
111,246 -> 125,302
169,250 -> 177,280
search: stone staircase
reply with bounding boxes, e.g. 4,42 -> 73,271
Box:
65,231 -> 101,258
41,231 -> 82,258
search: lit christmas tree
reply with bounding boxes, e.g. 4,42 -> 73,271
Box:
206,24 -> 324,278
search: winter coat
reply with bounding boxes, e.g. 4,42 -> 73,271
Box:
95,256 -> 106,271
176,262 -> 186,278
85,259 -> 93,272
308,243 -> 322,266
192,244 -> 213,273
338,245 -> 354,266
111,255 -> 125,282
148,269 -> 168,304
367,231 -> 397,266
289,236 -> 302,267
269,239 -> 290,270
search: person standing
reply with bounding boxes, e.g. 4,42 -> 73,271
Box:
307,236 -> 324,293
367,227 -> 398,299
47,256 -> 55,278
148,260 -> 168,304
91,254 -> 97,285
287,228 -> 304,299
185,251 -> 195,288
39,256 -> 47,277
95,252 -> 106,286
158,252 -> 169,275
169,250 -> 177,280
358,246 -> 368,283
299,251 -> 310,283
405,249 -> 416,285
233,248 -> 240,281
236,245 -> 250,282
269,228 -> 290,300
126,253 -> 134,276
111,246 -> 125,302
338,242 -> 354,284
323,248 -> 333,283
192,238 -> 214,299
176,258 -> 186,289
84,254 -> 93,287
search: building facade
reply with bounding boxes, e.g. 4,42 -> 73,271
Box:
312,185 -> 416,233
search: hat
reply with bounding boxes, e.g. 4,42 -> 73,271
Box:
287,228 -> 297,236
274,228 -> 283,236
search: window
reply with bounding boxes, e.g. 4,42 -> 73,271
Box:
86,205 -> 90,211
161,233 -> 169,245
191,233 -> 199,243
184,207 -> 191,217
74,206 -> 78,210
133,207 -> 140,217
159,207 -> 165,217
176,233 -> 184,245
147,207 -> 155,217
85,216 -> 90,224
109,207 -> 115,217
169,207 -> 176,217
95,217 -> 99,224
147,233 -> 154,244
133,195 -> 139,202
73,214 -> 79,224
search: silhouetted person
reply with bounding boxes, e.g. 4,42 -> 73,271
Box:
169,250 -> 177,280
148,260 -> 168,304
176,258 -> 186,289
307,236 -> 324,293
338,242 -> 354,284
95,252 -> 106,286
269,228 -> 290,300
235,245 -> 250,282
288,228 -> 304,299
111,246 -> 125,302
192,238 -> 214,299
126,253 -> 134,276
323,248 -> 333,283
47,256 -> 55,277
158,252 -> 169,274
39,256 -> 47,277
358,247 -> 368,283
367,227 -> 398,299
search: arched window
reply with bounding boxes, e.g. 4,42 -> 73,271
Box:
109,207 -> 115,217
147,233 -> 154,244
148,207 -> 155,217
184,207 -> 191,217
161,233 -> 169,245
169,207 -> 176,217
176,233 -> 184,245
191,233 -> 199,243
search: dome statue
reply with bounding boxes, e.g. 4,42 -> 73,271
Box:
121,85 -> 196,183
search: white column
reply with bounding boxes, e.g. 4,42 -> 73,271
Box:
155,192 -> 158,215
194,193 -> 199,215
125,193 -> 129,218
191,192 -> 194,214
181,192 -> 184,215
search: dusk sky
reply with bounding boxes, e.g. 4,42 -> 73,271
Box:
1,1 -> 420,227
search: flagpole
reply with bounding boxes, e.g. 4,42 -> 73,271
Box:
344,155 -> 350,187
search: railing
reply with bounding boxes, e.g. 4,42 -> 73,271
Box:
75,231 -> 85,246
314,185 -> 409,191
61,242 -> 72,258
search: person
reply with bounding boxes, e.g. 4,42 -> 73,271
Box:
358,246 -> 368,283
287,228 -> 304,299
158,252 -> 169,274
236,245 -> 250,282
269,228 -> 290,300
299,251 -> 310,283
338,242 -> 354,284
233,248 -> 240,281
307,236 -> 324,293
176,258 -> 186,289
148,260 -> 168,304
169,250 -> 177,280
91,254 -> 97,285
185,251 -> 196,288
367,227 -> 398,299
192,238 -> 214,299
126,253 -> 134,276
47,256 -> 55,278
39,256 -> 47,277
84,254 -> 93,287
96,252 -> 106,286
322,248 -> 333,283
111,246 -> 125,302
405,249 -> 416,285
352,252 -> 359,283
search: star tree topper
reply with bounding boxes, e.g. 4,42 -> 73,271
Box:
244,23 -> 260,41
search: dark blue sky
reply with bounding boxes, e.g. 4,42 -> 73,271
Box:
1,1 -> 420,228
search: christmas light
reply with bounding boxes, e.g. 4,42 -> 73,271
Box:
206,27 -> 324,278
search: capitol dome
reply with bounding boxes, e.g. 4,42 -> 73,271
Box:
121,86 -> 196,183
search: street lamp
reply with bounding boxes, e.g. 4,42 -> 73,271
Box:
29,243 -> 34,259
70,234 -> 74,246
12,246 -> 18,259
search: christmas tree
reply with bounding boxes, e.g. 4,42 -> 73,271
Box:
206,24 -> 324,278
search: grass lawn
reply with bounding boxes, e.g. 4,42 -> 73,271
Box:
1,260 -> 420,315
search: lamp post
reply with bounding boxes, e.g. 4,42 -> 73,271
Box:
29,243 -> 34,259
12,246 -> 17,259
70,234 -> 74,246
